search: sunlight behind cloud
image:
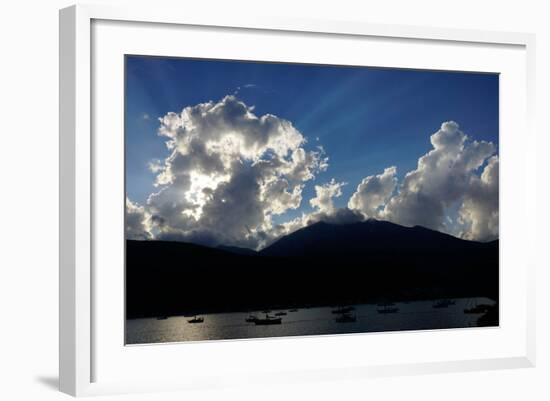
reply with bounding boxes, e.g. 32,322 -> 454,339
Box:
128,95 -> 327,249
126,100 -> 499,248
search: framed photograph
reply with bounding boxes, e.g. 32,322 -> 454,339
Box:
60,4 -> 536,396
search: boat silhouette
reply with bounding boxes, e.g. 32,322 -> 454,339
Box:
432,299 -> 456,308
274,311 -> 287,316
254,314 -> 282,325
377,304 -> 399,314
335,313 -> 357,323
331,306 -> 355,314
464,304 -> 491,314
245,315 -> 258,323
188,316 -> 204,323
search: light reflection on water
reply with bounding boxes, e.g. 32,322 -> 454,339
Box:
126,297 -> 496,345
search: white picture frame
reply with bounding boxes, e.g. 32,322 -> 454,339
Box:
59,4 -> 536,397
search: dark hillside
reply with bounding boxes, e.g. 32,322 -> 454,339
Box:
126,220 -> 498,318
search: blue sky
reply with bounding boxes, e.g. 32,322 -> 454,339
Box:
125,55 -> 499,246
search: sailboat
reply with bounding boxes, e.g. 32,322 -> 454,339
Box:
335,313 -> 357,323
188,315 -> 204,323
432,299 -> 456,308
331,306 -> 355,314
464,299 -> 490,314
254,313 -> 282,325
377,302 -> 399,314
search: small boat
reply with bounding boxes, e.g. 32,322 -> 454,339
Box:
156,316 -> 169,320
245,315 -> 258,323
261,310 -> 272,314
335,313 -> 357,323
289,308 -> 298,312
254,314 -> 282,325
464,304 -> 491,314
274,311 -> 287,316
188,316 -> 204,323
377,305 -> 399,314
433,299 -> 456,308
331,306 -> 355,314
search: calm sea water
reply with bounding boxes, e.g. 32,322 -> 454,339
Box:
126,297 -> 495,345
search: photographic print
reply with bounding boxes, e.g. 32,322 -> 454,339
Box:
125,56 -> 499,345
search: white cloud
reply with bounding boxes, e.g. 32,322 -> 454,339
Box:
271,179 -> 363,240
127,110 -> 499,247
309,179 -> 346,214
380,121 -> 496,237
457,155 -> 499,241
136,95 -> 327,249
126,198 -> 151,240
348,166 -> 397,218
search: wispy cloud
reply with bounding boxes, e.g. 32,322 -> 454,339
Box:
233,83 -> 258,96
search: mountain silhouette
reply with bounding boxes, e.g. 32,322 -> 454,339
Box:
126,220 -> 498,319
260,219 -> 490,257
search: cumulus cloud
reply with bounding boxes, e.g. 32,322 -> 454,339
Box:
348,166 -> 397,218
380,121 -> 497,238
126,198 -> 151,240
344,121 -> 498,241
134,95 -> 328,249
274,179 -> 363,238
457,155 -> 499,241
127,109 -> 498,248
309,179 -> 346,214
